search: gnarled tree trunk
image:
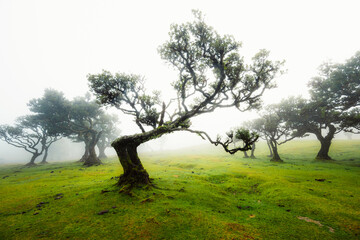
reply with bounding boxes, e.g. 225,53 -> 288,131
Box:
316,138 -> 332,160
112,139 -> 150,187
243,151 -> 249,158
40,146 -> 49,164
25,153 -> 41,166
83,131 -> 102,166
269,140 -> 283,162
315,125 -> 336,160
111,126 -> 178,187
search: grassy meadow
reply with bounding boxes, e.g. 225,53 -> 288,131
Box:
0,140 -> 359,239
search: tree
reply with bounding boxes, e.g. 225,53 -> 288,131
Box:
0,116 -> 48,166
341,108 -> 360,133
88,11 -> 283,188
312,51 -> 360,110
27,89 -> 69,163
67,96 -> 104,166
308,52 -> 360,138
279,96 -> 343,160
240,122 -> 257,158
96,114 -> 120,159
250,105 -> 302,162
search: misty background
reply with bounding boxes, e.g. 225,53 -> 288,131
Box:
1,0 -> 359,164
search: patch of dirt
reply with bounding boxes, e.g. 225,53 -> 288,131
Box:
297,216 -> 335,233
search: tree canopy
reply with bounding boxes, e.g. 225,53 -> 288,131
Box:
88,11 -> 284,188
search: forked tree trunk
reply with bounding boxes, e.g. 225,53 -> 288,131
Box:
315,125 -> 336,160
250,143 -> 256,159
269,140 -> 283,162
40,146 -> 49,164
316,139 -> 332,160
83,132 -> 102,166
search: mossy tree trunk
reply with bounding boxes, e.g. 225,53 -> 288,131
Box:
113,141 -> 151,187
111,125 -> 182,187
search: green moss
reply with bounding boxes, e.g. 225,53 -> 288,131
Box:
0,140 -> 359,239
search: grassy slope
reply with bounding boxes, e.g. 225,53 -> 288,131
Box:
0,140 -> 359,240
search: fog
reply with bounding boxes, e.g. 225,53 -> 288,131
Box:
1,0 -> 360,164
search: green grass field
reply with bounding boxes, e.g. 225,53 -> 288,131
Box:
0,140 -> 359,239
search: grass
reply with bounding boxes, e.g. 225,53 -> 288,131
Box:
0,139 -> 359,239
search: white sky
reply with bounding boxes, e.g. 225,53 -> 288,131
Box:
0,0 -> 360,158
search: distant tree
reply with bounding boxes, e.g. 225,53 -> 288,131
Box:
88,11 -> 283,188
69,134 -> 89,163
279,96 -> 344,160
341,108 -> 360,134
27,89 -> 69,163
0,115 -> 50,166
252,102 -> 306,162
96,114 -> 120,159
308,52 -> 360,138
241,122 -> 258,158
67,97 -> 104,166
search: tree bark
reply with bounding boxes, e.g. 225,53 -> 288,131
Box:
97,144 -> 107,159
266,139 -> 273,157
112,140 -> 151,187
78,140 -> 89,163
243,151 -> 249,158
250,143 -> 256,159
316,138 -> 332,160
269,140 -> 283,162
83,131 -> 102,166
111,127 -> 173,187
315,125 -> 336,160
25,153 -> 40,166
40,146 -> 49,164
